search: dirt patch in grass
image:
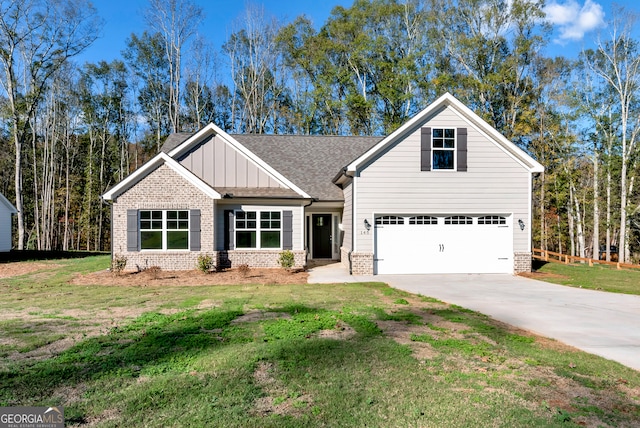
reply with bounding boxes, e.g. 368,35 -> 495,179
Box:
0,262 -> 62,278
252,361 -> 313,417
318,321 -> 356,340
518,270 -> 568,280
70,268 -> 308,286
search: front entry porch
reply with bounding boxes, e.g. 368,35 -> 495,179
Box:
305,210 -> 342,261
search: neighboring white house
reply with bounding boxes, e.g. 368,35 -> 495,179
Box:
102,93 -> 544,274
0,192 -> 16,252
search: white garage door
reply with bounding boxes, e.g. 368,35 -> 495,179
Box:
374,215 -> 513,274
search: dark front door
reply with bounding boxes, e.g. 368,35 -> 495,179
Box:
312,214 -> 332,258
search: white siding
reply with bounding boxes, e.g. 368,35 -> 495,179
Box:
0,206 -> 11,251
215,201 -> 304,251
355,106 -> 531,254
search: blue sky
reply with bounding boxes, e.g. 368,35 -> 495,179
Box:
80,0 -> 639,65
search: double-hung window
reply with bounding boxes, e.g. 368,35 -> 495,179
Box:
432,128 -> 456,170
236,210 -> 281,249
140,210 -> 189,250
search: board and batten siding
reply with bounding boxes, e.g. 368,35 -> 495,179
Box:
354,106 -> 531,254
0,204 -> 12,251
178,134 -> 283,189
215,201 -> 305,251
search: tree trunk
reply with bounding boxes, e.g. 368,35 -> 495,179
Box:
592,150 -> 599,259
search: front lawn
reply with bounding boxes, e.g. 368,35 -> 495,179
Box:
1,255 -> 639,427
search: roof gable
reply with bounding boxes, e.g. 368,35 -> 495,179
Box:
346,92 -> 544,174
167,124 -> 311,199
0,192 -> 16,214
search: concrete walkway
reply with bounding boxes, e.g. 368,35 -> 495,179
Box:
307,263 -> 640,371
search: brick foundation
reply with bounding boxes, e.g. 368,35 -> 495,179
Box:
514,252 -> 532,273
216,250 -> 306,269
351,252 -> 373,275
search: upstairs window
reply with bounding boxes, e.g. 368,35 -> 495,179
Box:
432,128 -> 456,170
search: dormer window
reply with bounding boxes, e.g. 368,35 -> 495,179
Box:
420,127 -> 467,172
432,128 -> 456,170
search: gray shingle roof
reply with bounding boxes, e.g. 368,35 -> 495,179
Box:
232,135 -> 382,201
161,132 -> 382,201
214,187 -> 303,199
161,132 -> 194,153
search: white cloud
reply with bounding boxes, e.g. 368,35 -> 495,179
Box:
543,0 -> 606,43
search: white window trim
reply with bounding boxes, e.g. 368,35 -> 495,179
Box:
235,210 -> 283,250
140,209 -> 190,251
432,128 -> 457,171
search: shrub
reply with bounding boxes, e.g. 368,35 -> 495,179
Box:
238,264 -> 250,276
196,253 -> 215,274
144,265 -> 162,280
111,254 -> 127,276
278,250 -> 295,270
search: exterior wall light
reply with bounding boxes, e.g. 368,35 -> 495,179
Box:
364,218 -> 371,230
518,219 -> 525,231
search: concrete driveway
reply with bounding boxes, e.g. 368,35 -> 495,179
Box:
308,264 -> 640,371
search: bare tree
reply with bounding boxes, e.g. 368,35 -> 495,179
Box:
585,9 -> 640,263
0,0 -> 100,250
224,4 -> 284,134
145,0 -> 204,133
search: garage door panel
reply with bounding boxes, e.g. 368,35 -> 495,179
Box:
375,215 -> 512,274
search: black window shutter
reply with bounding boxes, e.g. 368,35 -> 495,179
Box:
127,209 -> 138,251
421,127 -> 431,171
457,127 -> 468,172
224,210 -> 235,250
283,210 -> 293,250
190,209 -> 201,251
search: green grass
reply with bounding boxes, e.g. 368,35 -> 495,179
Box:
532,261 -> 640,295
1,255 -> 639,427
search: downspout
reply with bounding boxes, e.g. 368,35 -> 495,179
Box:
101,197 -> 113,264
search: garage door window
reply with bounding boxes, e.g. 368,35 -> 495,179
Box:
376,216 -> 404,225
478,216 -> 506,225
409,216 -> 437,225
444,215 -> 472,225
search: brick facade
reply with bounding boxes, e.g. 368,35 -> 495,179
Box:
112,164 -> 215,271
514,252 -> 532,273
112,164 -> 309,272
216,250 -> 306,269
351,252 -> 373,275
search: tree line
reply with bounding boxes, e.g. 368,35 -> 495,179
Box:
0,0 -> 639,263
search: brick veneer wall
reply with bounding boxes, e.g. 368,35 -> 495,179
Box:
112,164 -> 214,271
514,252 -> 532,273
216,250 -> 306,269
351,252 -> 373,275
